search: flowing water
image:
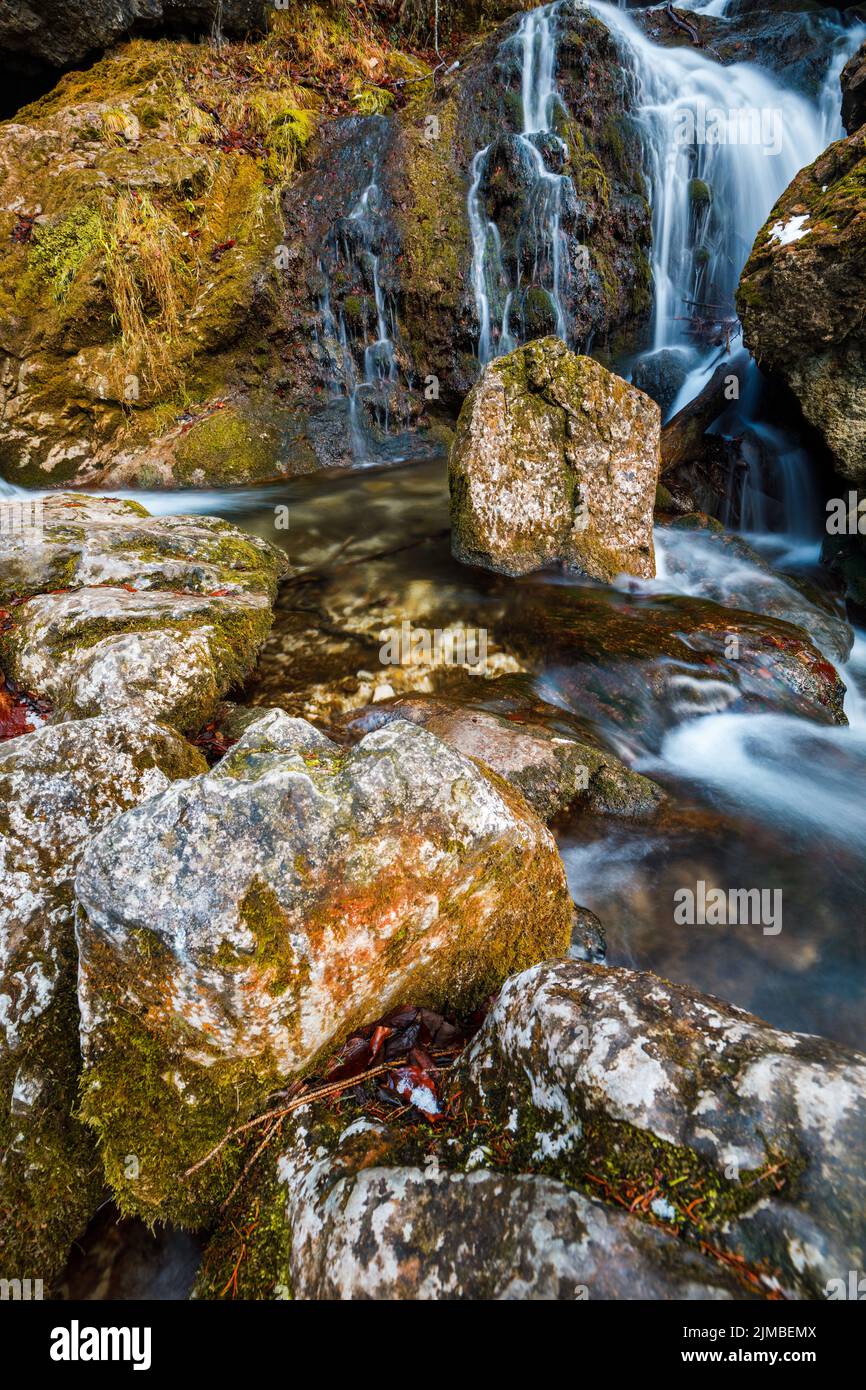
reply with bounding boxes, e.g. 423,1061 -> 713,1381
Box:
4,2 -> 866,1051
468,3 -> 571,362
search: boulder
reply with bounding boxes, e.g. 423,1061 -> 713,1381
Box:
196,1112 -> 755,1300
74,710 -> 572,1224
1,584 -> 274,731
0,494 -> 285,731
463,961 -> 866,1298
0,492 -> 287,604
0,715 -> 205,1285
737,128 -> 866,481
338,692 -> 663,823
449,337 -> 660,581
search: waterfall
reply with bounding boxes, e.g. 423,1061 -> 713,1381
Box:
586,2 -> 830,362
583,1 -> 864,534
314,120 -> 402,463
468,1 -> 570,364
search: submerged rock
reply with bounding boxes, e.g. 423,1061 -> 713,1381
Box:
0,715 -> 205,1286
737,126 -> 866,481
338,692 -> 663,823
74,710 -> 572,1224
463,960 -> 866,1298
449,337 -> 659,581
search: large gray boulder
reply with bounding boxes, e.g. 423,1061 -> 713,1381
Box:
464,961 -> 866,1298
0,714 -> 206,1286
74,710 -> 572,1225
270,1119 -> 755,1300
449,338 -> 659,581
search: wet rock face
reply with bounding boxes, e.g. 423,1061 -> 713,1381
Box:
841,40 -> 866,135
74,710 -> 572,1223
0,1 -> 268,75
338,692 -> 664,823
272,1118 -> 750,1300
449,337 -> 660,581
463,961 -> 866,1298
0,494 -> 285,731
0,715 -> 206,1285
737,128 -> 866,482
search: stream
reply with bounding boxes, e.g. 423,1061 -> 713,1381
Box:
5,8 -> 865,1047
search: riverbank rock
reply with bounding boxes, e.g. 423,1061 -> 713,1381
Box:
737,126 -> 866,482
338,692 -> 664,823
0,494 -> 286,731
195,1109 -> 754,1300
449,338 -> 659,581
463,961 -> 866,1298
0,715 -> 205,1286
74,710 -> 572,1224
0,493 -> 288,604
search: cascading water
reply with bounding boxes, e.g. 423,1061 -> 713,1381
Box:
468,2 -> 571,363
587,0 -> 864,536
313,119 -> 404,463
587,2 -> 831,361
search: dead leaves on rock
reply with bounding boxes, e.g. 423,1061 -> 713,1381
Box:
0,673 -> 50,742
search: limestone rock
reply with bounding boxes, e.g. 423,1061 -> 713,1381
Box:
463,960 -> 866,1298
449,338 -> 659,581
74,711 -> 572,1223
0,715 -> 205,1285
0,493 -> 288,605
267,1120 -> 754,1300
1,585 -> 274,731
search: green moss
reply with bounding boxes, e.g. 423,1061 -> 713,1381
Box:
78,984 -> 283,1227
240,880 -> 311,1000
0,952 -> 104,1288
688,179 -> 712,208
172,409 -> 280,486
194,1145 -> 293,1300
29,205 -> 106,301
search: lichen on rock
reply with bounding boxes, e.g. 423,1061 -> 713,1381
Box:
74,710 -> 572,1225
449,337 -> 660,580
0,714 -> 206,1286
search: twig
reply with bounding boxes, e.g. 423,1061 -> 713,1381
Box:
184,1049 -> 459,1180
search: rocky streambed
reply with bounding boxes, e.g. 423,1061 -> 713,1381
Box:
2,0 -> 866,1305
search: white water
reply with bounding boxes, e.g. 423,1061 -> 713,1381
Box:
587,1 -> 835,361
317,167 -> 400,461
469,2 -> 570,363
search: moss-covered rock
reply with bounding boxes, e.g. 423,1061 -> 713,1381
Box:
195,1106 -> 754,1300
449,337 -> 660,580
0,715 -> 206,1287
74,709 -> 572,1225
0,492 -> 288,605
461,960 -> 866,1298
737,126 -> 866,481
